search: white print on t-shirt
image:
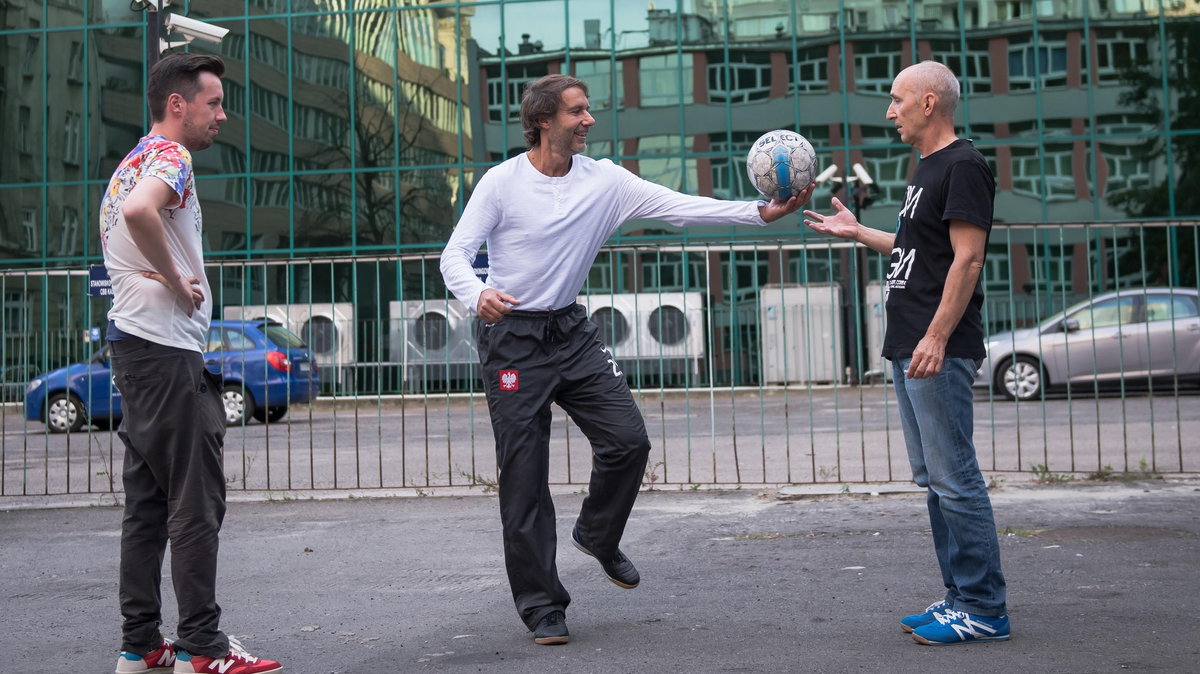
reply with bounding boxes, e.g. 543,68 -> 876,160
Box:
889,185 -> 924,290
887,247 -> 916,290
898,185 -> 924,219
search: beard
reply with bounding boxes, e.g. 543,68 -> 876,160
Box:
182,117 -> 216,151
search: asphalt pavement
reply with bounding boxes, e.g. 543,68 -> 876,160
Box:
2,479 -> 1198,673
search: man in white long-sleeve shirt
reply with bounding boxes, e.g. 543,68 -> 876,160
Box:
440,74 -> 811,645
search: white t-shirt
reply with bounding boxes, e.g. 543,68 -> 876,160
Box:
100,135 -> 211,352
441,153 -> 767,312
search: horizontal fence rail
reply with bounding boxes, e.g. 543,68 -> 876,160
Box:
2,223 -> 1198,497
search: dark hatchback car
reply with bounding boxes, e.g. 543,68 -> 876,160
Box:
24,320 -> 319,432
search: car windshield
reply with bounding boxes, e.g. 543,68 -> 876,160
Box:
262,325 -> 306,349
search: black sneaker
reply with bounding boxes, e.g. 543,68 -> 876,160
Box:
533,610 -> 569,645
571,523 -> 640,589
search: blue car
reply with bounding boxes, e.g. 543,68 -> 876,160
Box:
24,320 -> 320,433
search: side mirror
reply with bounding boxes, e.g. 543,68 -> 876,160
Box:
1061,318 -> 1080,333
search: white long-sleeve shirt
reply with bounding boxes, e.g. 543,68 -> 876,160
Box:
441,152 -> 767,312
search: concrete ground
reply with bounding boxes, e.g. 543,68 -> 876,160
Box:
1,479 -> 1198,673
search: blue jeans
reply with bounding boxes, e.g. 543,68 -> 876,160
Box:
892,357 -> 1007,617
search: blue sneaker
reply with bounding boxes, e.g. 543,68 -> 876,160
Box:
900,600 -> 950,633
912,609 -> 1010,645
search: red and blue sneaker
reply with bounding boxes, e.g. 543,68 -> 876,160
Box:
115,638 -> 176,673
173,637 -> 281,673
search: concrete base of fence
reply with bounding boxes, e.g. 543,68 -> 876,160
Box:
777,482 -> 927,499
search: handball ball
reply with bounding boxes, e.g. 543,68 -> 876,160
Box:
745,130 -> 817,201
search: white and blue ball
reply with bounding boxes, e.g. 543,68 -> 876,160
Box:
745,130 -> 817,201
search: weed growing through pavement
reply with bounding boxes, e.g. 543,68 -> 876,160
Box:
1087,458 -> 1159,482
642,460 -> 666,490
1030,463 -> 1075,484
457,469 -> 498,493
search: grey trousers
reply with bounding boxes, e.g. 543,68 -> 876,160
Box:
478,305 -> 651,630
110,335 -> 230,657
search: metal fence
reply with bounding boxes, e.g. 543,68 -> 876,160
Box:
2,223 -> 1198,497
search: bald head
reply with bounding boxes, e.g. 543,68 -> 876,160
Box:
897,61 -> 960,117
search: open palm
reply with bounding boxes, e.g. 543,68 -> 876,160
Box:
803,197 -> 859,240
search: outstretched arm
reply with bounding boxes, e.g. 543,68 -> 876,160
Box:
803,197 -> 895,255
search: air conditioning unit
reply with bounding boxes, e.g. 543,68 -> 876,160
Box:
389,299 -> 479,386
222,304 -> 292,330
577,292 -> 706,373
287,303 -> 356,372
759,284 -> 843,384
576,293 -> 639,358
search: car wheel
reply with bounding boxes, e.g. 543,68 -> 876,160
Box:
252,405 -> 288,424
221,385 -> 256,426
997,356 -> 1044,401
46,392 -> 85,433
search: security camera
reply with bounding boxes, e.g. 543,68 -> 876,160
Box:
851,162 -> 874,186
163,13 -> 229,45
814,164 -> 840,184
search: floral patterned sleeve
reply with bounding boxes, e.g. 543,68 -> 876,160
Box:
142,140 -> 193,209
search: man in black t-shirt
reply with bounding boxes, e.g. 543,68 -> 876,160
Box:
804,61 -> 1009,646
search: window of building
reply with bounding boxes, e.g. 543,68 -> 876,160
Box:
1024,242 -> 1078,295
63,112 -> 82,166
67,41 -> 83,82
732,15 -> 791,40
249,33 -> 289,72
219,231 -> 267,251
639,53 -> 694,107
1011,144 -> 1075,201
1092,28 -> 1152,85
928,39 -> 991,94
18,107 -> 31,155
21,209 -> 37,252
575,59 -> 624,111
709,131 -> 761,200
982,243 -> 1012,294
59,208 -> 79,256
485,63 -> 548,122
250,84 -> 289,126
223,80 -> 246,119
708,51 -> 772,104
637,135 -> 695,192
1008,33 -> 1069,90
853,40 -> 902,94
1098,143 -> 1153,196
720,252 -> 770,302
23,36 -> 38,77
294,52 -> 350,90
640,252 -> 705,291
789,46 -> 829,94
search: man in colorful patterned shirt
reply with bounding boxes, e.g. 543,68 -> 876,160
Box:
103,53 -> 282,674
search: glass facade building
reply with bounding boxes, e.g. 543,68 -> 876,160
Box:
1,0 -> 1198,386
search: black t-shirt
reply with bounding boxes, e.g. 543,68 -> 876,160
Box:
882,138 -> 994,361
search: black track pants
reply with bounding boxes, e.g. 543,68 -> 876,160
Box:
110,335 -> 230,657
478,304 -> 651,630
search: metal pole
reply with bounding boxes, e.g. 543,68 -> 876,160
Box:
144,1 -> 164,70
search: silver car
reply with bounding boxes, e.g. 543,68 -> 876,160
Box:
977,287 -> 1200,400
